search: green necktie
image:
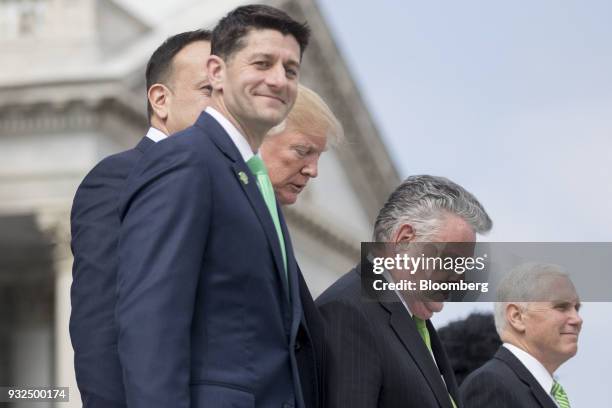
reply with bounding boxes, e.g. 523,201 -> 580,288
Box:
413,316 -> 457,408
413,316 -> 432,351
246,156 -> 288,283
551,380 -> 571,408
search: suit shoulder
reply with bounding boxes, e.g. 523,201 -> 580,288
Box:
78,148 -> 141,187
118,128 -> 215,220
461,357 -> 515,390
72,147 -> 143,219
132,126 -> 214,175
316,268 -> 361,307
156,124 -> 211,151
316,270 -> 381,338
461,358 -> 524,408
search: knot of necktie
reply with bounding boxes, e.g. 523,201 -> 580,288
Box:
247,155 -> 268,176
412,316 -> 431,351
551,380 -> 571,408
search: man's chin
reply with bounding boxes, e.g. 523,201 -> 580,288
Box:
278,191 -> 297,206
425,301 -> 444,313
255,107 -> 289,128
410,300 -> 444,320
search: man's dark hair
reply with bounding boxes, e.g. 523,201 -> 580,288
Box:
211,5 -> 310,60
145,29 -> 212,120
437,312 -> 502,385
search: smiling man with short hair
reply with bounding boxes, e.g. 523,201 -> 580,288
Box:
115,5 -> 319,408
461,263 -> 582,408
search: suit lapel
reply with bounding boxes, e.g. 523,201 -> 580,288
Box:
196,112 -> 290,305
382,301 -> 455,408
279,208 -> 299,306
231,161 -> 289,294
495,347 -> 558,408
430,324 -> 461,407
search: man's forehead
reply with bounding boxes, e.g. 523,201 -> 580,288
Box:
534,276 -> 579,302
172,41 -> 210,68
239,28 -> 300,58
287,130 -> 327,150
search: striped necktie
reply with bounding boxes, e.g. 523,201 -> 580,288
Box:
413,316 -> 457,408
551,380 -> 571,408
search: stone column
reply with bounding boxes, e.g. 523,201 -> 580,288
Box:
36,208 -> 80,408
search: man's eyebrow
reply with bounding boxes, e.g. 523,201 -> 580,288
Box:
285,59 -> 300,69
551,299 -> 581,307
248,52 -> 300,67
249,52 -> 273,60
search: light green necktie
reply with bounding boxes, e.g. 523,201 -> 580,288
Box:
413,316 -> 432,351
246,156 -> 288,284
413,316 -> 457,408
551,380 -> 571,408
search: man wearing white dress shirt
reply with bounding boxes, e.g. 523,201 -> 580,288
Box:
70,29 -> 212,407
317,175 -> 493,408
461,263 -> 582,408
115,5 -> 321,408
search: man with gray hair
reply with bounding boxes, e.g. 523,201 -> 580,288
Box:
317,175 -> 492,408
461,263 -> 582,408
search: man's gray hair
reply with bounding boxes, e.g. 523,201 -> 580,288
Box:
373,175 -> 492,242
493,262 -> 570,336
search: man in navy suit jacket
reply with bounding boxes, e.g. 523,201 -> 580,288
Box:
117,5 -> 315,408
70,29 -> 213,407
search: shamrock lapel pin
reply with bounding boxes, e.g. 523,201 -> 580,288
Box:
238,171 -> 249,185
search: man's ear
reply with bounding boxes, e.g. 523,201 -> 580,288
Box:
207,55 -> 225,91
393,223 -> 416,244
148,83 -> 170,121
506,303 -> 527,333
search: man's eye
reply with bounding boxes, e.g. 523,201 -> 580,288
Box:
294,147 -> 309,157
286,68 -> 298,78
553,303 -> 570,311
254,61 -> 270,68
201,85 -> 213,95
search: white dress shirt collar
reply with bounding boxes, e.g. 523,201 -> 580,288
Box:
205,106 -> 254,162
382,269 -> 413,318
503,343 -> 556,400
145,127 -> 167,142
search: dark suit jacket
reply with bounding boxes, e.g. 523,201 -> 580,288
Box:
316,266 -> 461,408
116,111 -> 320,408
460,347 -> 557,408
296,269 -> 326,408
70,136 -> 154,408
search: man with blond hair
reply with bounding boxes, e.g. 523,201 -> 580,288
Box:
262,84 -> 343,205
261,84 -> 343,407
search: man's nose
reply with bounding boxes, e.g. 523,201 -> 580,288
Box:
302,157 -> 319,178
569,308 -> 583,331
265,63 -> 288,89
